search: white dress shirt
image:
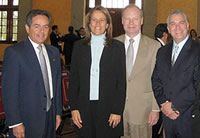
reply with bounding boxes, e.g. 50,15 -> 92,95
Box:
171,35 -> 189,63
156,37 -> 165,46
125,33 -> 141,68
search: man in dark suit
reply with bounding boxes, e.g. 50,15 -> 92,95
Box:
2,9 -> 62,138
50,25 -> 63,53
62,26 -> 78,66
154,23 -> 169,47
152,10 -> 200,138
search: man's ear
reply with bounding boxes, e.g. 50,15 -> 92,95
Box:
25,24 -> 30,34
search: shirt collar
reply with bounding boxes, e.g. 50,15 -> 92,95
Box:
28,36 -> 44,48
125,33 -> 141,45
173,35 -> 189,48
156,37 -> 165,46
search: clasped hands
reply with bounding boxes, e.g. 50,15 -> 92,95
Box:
161,101 -> 180,120
71,110 -> 121,129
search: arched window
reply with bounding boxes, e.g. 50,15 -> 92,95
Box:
88,0 -> 142,8
0,0 -> 18,43
86,0 -> 142,37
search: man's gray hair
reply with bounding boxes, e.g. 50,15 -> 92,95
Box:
167,10 -> 189,25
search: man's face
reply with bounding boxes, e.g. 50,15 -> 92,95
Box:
25,15 -> 50,44
79,28 -> 85,36
122,7 -> 143,38
167,14 -> 189,44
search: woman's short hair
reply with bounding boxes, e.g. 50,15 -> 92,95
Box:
84,5 -> 113,46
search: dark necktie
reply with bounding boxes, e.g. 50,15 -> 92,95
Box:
126,39 -> 134,76
38,45 -> 51,111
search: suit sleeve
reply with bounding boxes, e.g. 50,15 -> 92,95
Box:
152,48 -> 168,106
68,42 -> 80,110
151,43 -> 160,111
1,47 -> 22,126
111,42 -> 126,115
55,49 -> 62,115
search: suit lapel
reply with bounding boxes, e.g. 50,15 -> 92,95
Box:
45,45 -> 59,97
129,36 -> 148,79
165,42 -> 173,72
23,38 -> 46,94
171,38 -> 192,71
24,38 -> 43,78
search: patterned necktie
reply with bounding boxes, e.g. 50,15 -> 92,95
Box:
38,45 -> 51,111
172,44 -> 179,66
126,39 -> 134,76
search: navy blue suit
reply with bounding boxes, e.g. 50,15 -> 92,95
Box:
152,38 -> 200,138
2,37 -> 62,137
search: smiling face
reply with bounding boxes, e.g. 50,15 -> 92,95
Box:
89,10 -> 108,35
122,7 -> 143,38
25,15 -> 50,44
167,13 -> 189,44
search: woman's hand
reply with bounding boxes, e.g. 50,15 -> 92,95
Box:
108,114 -> 121,128
71,110 -> 82,128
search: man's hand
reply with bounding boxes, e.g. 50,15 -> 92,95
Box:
148,111 -> 159,126
56,115 -> 62,130
108,114 -> 121,128
161,102 -> 180,120
71,110 -> 82,128
13,124 -> 25,138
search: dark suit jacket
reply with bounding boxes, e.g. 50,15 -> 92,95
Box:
152,37 -> 200,135
2,37 -> 62,137
69,39 -> 126,137
50,31 -> 62,53
62,33 -> 78,55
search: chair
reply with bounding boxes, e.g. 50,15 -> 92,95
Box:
56,69 -> 74,137
0,72 -> 9,137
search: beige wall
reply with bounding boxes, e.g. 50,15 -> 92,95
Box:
71,0 -> 86,30
157,0 -> 197,31
32,0 -> 72,44
143,0 -> 157,38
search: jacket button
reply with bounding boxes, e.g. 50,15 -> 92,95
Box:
44,108 -> 46,111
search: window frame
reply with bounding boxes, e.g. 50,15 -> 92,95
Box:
86,0 -> 135,13
0,0 -> 18,44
